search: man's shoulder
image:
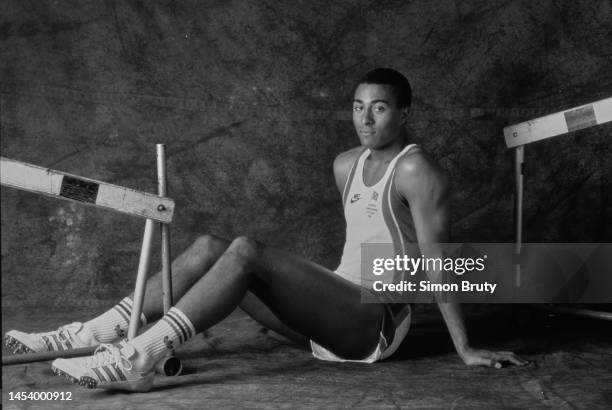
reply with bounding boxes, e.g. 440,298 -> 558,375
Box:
334,146 -> 364,170
395,147 -> 441,177
333,146 -> 365,192
335,146 -> 364,162
394,148 -> 448,192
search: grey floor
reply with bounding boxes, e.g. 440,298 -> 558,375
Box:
2,305 -> 611,409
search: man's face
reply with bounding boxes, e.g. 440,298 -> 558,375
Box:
353,83 -> 407,150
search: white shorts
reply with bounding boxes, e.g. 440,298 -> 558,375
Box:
310,303 -> 411,363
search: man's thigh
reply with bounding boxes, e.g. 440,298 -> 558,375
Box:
239,291 -> 309,346
249,247 -> 384,360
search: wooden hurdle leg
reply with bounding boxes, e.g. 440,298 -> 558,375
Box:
128,218 -> 156,340
506,98 -> 612,321
3,218 -> 156,365
1,145 -> 176,366
157,144 -> 173,312
154,144 -> 183,377
128,145 -> 167,340
514,145 -> 524,287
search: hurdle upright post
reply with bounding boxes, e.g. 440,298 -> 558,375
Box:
503,97 -> 612,320
504,97 -> 612,289
514,145 -> 524,287
154,144 -> 183,376
157,144 -> 173,312
1,147 -> 177,366
128,219 -> 156,339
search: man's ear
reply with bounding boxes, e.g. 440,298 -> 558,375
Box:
400,106 -> 409,124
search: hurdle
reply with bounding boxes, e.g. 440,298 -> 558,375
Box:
1,145 -> 184,372
504,97 -> 612,320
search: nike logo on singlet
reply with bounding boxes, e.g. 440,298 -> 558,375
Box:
350,194 -> 361,203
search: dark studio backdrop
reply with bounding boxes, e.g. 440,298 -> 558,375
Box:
1,0 -> 611,310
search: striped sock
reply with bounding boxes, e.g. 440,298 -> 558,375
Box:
84,297 -> 148,343
129,307 -> 196,370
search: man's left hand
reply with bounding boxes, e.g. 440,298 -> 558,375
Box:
459,346 -> 529,368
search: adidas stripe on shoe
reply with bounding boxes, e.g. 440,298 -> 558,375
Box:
52,342 -> 154,392
4,322 -> 99,355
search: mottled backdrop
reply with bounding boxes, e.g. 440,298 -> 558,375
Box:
1,0 -> 611,309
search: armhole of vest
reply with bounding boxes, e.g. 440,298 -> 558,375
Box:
391,144 -> 421,203
342,148 -> 367,207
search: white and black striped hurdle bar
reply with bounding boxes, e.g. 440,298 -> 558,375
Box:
504,97 -> 612,287
0,156 -> 174,223
1,146 -> 181,373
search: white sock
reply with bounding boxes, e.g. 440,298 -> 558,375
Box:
84,297 -> 148,343
129,307 -> 196,370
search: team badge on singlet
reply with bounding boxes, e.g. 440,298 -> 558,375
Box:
365,191 -> 379,218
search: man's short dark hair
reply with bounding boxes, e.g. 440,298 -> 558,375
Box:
358,68 -> 412,109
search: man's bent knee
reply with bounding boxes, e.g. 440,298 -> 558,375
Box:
227,236 -> 259,262
190,234 -> 227,254
179,234 -> 228,269
191,234 -> 215,250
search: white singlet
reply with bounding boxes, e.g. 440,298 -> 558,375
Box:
311,144 -> 420,363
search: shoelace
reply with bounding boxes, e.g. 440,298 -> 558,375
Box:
85,344 -> 133,372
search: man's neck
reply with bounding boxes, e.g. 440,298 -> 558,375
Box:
368,135 -> 409,163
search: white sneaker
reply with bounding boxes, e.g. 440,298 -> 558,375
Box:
4,322 -> 99,354
52,342 -> 154,392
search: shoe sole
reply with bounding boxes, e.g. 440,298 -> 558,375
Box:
51,366 -> 80,384
51,363 -> 154,392
4,335 -> 35,354
80,373 -> 155,392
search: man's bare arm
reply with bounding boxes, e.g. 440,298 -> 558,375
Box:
395,151 -> 527,367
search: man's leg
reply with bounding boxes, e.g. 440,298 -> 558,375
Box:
164,236 -> 384,359
40,233 -> 389,393
5,234 -> 231,353
239,292 -> 308,346
109,233 -> 352,348
5,234 -> 310,354
52,236 -> 385,390
132,234 -> 308,344
134,234 -> 230,321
